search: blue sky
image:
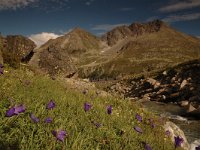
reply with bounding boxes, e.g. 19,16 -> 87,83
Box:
0,0 -> 200,46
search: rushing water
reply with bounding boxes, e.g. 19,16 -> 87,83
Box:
141,101 -> 200,143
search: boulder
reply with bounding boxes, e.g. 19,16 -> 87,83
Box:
180,79 -> 188,89
190,139 -> 200,150
187,104 -> 196,113
164,121 -> 190,150
179,101 -> 189,107
2,35 -> 36,67
146,78 -> 160,89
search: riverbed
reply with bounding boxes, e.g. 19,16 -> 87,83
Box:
142,101 -> 200,143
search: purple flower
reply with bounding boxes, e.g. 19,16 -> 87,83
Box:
52,130 -> 67,142
5,107 -> 15,117
5,105 -> 25,117
30,113 -> 39,123
47,100 -> 55,110
92,121 -> 101,128
166,130 -> 171,136
0,64 -> 3,74
107,105 -> 112,115
84,102 -> 92,112
174,136 -> 184,148
45,117 -> 53,123
145,143 -> 152,150
196,146 -> 200,150
134,126 -> 143,134
14,105 -> 25,114
135,113 -> 142,122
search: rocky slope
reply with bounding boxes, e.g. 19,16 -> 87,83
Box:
109,59 -> 200,119
0,35 -> 36,67
29,28 -> 102,76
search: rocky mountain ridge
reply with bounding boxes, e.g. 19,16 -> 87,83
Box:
102,20 -> 164,46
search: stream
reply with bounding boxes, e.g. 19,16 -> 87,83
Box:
142,101 -> 200,143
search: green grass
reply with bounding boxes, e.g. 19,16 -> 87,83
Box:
0,66 -> 181,150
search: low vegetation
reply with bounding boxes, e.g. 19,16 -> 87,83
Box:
0,65 -> 182,150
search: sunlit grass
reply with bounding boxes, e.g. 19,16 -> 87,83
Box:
0,66 -> 181,150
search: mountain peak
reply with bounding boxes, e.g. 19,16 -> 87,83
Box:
69,27 -> 88,34
102,19 -> 167,46
129,19 -> 165,35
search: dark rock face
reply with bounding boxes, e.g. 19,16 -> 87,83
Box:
2,35 -> 36,67
129,20 -> 163,35
38,45 -> 77,76
102,20 -> 165,46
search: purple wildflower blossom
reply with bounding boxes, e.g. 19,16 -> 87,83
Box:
84,102 -> 92,112
47,100 -> 55,110
5,105 -> 25,117
0,64 -> 3,74
145,143 -> 152,150
5,107 -> 15,117
174,136 -> 184,148
30,113 -> 39,123
107,105 -> 112,115
134,126 -> 143,134
135,113 -> 142,122
52,130 -> 67,142
196,146 -> 200,150
45,117 -> 52,123
14,105 -> 25,114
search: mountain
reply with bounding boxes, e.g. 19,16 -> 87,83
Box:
29,20 -> 200,79
0,35 -> 36,67
79,20 -> 200,79
102,20 -> 163,46
29,28 -> 102,76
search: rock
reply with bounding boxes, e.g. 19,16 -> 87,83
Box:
163,71 -> 167,76
146,78 -> 160,89
169,92 -> 180,99
187,104 -> 196,113
189,96 -> 200,102
179,101 -> 189,107
187,107 -> 200,119
190,139 -> 200,150
164,121 -> 190,150
180,79 -> 188,89
2,35 -> 36,67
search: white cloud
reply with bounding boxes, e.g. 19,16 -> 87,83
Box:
29,32 -> 61,47
0,0 -> 38,10
92,23 -> 129,32
162,13 -> 200,23
159,0 -> 200,12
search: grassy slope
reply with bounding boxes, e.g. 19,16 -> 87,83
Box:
0,66 -> 180,150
